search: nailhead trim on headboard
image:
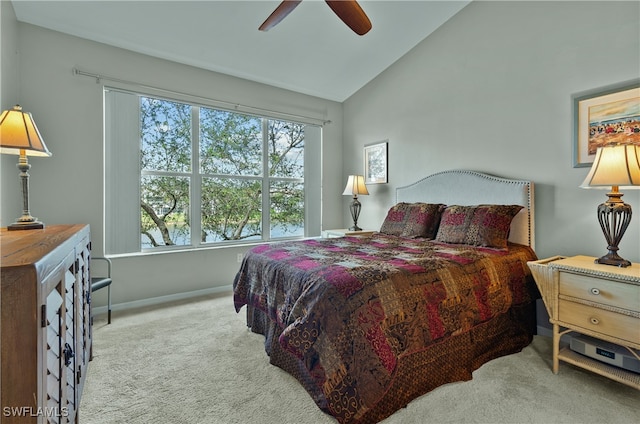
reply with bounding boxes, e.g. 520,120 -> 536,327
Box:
396,170 -> 535,249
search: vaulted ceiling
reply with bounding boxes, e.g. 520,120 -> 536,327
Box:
11,1 -> 470,102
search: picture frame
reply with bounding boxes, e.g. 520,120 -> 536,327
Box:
572,79 -> 640,168
364,141 -> 388,184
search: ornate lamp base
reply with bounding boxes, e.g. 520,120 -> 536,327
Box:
595,193 -> 632,268
348,196 -> 363,232
7,154 -> 45,231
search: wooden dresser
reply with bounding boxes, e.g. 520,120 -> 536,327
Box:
1,225 -> 92,423
528,255 -> 640,389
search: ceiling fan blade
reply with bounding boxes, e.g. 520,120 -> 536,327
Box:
325,0 -> 372,35
259,0 -> 302,31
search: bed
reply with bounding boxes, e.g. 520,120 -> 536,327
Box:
233,170 -> 539,424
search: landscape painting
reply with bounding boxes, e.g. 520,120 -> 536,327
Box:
573,81 -> 640,167
588,97 -> 640,152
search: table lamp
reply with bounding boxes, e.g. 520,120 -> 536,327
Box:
580,144 -> 640,267
0,105 -> 52,230
342,175 -> 369,231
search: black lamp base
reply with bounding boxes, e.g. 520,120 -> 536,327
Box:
348,196 -> 363,233
595,253 -> 631,268
8,221 -> 44,231
595,194 -> 632,268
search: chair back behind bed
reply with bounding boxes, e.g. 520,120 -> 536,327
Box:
396,170 -> 535,249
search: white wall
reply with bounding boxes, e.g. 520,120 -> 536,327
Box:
3,1 -> 640,312
0,0 -> 19,116
1,16 -> 344,307
343,1 -> 640,263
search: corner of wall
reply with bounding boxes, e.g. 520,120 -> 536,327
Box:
1,0 -> 20,228
1,0 -> 19,107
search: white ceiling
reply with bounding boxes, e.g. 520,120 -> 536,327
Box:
10,0 -> 470,102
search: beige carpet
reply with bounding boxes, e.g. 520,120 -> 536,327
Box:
81,293 -> 639,424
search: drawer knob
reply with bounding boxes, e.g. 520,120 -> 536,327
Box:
589,317 -> 600,325
590,288 -> 600,295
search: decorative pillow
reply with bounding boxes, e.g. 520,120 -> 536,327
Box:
434,205 -> 474,244
435,204 -> 523,249
379,202 -> 446,239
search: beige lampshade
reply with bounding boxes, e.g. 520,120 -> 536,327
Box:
0,105 -> 52,157
580,144 -> 640,189
342,175 -> 369,196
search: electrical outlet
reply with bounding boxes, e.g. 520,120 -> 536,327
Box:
237,253 -> 243,263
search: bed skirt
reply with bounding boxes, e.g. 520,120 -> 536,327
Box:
245,301 -> 536,424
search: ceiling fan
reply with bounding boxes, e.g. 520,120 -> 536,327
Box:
259,0 -> 372,36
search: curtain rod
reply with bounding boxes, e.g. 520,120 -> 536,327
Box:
72,67 -> 331,126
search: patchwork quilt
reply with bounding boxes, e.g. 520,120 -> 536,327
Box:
233,233 -> 538,423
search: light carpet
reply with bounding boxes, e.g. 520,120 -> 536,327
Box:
81,293 -> 639,424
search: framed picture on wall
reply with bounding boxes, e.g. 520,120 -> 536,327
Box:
364,141 -> 388,184
573,79 -> 640,168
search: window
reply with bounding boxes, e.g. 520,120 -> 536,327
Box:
104,88 -> 322,254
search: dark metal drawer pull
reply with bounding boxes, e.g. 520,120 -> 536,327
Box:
63,343 -> 75,366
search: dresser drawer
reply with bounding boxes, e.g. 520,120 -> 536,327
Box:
559,271 -> 639,312
558,299 -> 640,344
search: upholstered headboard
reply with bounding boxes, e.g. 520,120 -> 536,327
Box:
396,170 -> 535,248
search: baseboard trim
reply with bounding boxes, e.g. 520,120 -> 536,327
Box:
537,325 -> 573,344
92,285 -> 233,317
537,325 -> 552,338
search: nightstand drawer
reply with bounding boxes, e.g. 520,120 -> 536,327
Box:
558,299 -> 640,344
559,271 -> 639,311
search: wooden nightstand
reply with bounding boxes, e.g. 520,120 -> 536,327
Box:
322,229 -> 377,238
528,255 -> 640,389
